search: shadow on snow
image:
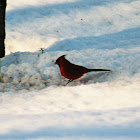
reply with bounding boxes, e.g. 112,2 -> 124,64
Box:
45,27 -> 140,51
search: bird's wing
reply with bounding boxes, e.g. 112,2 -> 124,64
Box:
67,63 -> 88,77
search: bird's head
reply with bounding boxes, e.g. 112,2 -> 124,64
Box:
54,55 -> 66,66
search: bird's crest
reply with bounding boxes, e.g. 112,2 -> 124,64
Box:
60,55 -> 66,58
54,55 -> 67,64
57,55 -> 66,60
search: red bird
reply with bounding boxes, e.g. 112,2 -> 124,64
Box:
54,55 -> 111,84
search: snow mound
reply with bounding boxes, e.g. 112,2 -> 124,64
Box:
1,47 -> 140,92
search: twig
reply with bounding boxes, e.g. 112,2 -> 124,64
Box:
40,48 -> 44,54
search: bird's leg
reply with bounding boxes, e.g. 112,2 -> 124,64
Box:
65,79 -> 74,85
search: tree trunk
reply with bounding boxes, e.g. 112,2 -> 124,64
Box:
0,0 -> 6,58
0,0 -> 6,82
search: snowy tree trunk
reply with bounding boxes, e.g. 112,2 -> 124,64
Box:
0,0 -> 6,82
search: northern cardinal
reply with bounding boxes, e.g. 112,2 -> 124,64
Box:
54,55 -> 111,84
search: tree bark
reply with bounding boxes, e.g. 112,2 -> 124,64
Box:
0,0 -> 6,58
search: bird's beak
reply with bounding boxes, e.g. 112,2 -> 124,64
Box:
54,61 -> 57,65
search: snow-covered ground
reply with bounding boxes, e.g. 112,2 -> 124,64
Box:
0,0 -> 140,139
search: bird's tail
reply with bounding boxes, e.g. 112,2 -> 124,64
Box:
88,69 -> 111,72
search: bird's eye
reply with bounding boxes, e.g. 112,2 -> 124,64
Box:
56,60 -> 60,63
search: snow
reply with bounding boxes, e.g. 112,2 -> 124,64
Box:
0,0 -> 140,139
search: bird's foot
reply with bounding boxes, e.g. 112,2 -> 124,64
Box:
65,79 -> 74,86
